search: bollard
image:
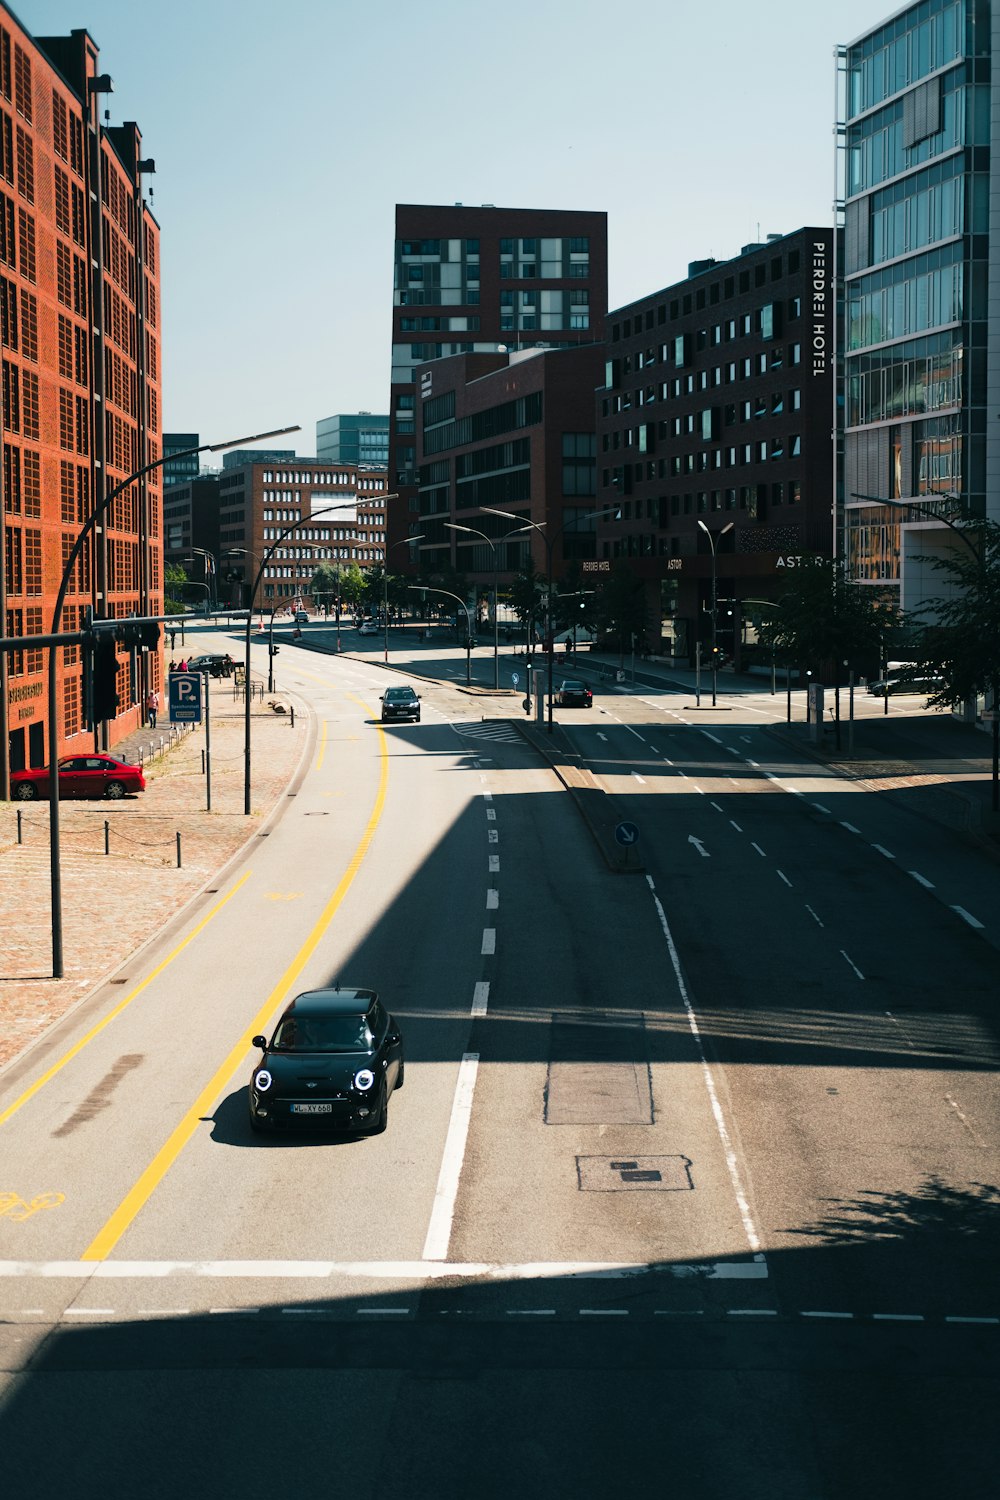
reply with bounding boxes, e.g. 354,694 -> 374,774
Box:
290,704 -> 295,728
104,820 -> 109,856
138,749 -> 144,769
17,809 -> 22,844
201,748 -> 205,775
176,831 -> 182,868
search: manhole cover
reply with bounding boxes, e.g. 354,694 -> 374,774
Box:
576,1155 -> 693,1191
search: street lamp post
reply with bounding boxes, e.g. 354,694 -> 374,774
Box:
481,504 -> 619,732
187,547 -> 217,609
407,586 -> 472,685
382,532 -> 424,664
698,520 -> 734,708
43,424 -> 298,977
445,522 -> 511,690
242,503 -> 358,814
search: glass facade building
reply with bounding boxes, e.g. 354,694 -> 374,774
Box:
316,413 -> 389,468
839,0 -> 998,606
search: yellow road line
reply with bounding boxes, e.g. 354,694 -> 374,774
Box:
315,717 -> 329,772
0,874 -> 252,1130
82,705 -> 387,1261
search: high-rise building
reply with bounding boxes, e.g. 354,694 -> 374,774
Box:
1,11 -> 161,775
595,229 -> 834,661
838,0 -> 989,613
387,203 -> 608,568
163,433 -> 199,487
316,412 -> 389,468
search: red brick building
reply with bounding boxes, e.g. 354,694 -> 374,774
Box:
1,9 -> 161,777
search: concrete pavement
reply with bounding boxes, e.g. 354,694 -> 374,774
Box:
0,662 -> 308,1071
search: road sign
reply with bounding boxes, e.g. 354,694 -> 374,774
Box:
511,671 -> 520,688
168,670 -> 202,723
614,821 -> 640,847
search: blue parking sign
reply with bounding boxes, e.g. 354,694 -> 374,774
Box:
169,671 -> 202,723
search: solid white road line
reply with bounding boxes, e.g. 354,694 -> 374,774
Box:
646,876 -> 763,1257
0,1257 -> 770,1280
422,1052 -> 480,1261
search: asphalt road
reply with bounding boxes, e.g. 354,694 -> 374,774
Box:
0,638 -> 997,1499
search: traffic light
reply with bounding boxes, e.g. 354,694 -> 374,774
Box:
140,621 -> 160,649
91,632 -> 120,723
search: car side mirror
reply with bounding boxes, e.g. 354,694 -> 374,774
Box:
379,695 -> 384,701
252,1035 -> 268,1050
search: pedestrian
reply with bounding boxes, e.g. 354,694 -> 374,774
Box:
145,688 -> 159,728
178,657 -> 188,672
169,628 -> 177,650
168,659 -> 177,673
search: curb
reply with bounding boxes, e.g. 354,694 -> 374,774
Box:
515,719 -> 645,874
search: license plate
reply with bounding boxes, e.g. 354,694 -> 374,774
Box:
291,1102 -> 333,1114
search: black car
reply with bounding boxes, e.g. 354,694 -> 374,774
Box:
186,653 -> 235,678
555,679 -> 593,708
249,987 -> 403,1135
379,685 -> 421,722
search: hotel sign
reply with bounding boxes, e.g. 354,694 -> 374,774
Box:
812,239 -> 828,378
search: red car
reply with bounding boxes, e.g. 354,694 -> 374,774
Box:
10,755 -> 146,801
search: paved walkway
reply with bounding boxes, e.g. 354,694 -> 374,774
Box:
0,658 -> 307,1072
2,626 -> 996,1076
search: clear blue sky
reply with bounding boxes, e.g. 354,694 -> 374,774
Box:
22,0 -> 888,456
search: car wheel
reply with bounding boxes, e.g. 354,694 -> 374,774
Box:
369,1085 -> 389,1134
105,780 -> 126,799
13,782 -> 37,800
395,1059 -> 405,1090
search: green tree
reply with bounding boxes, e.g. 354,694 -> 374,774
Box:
508,567 -> 544,641
309,563 -> 340,616
337,563 -> 366,612
908,518 -> 1000,810
769,556 -> 901,746
164,563 -> 188,615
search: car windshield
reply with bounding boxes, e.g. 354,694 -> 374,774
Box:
271,1014 -> 374,1052
561,681 -> 584,691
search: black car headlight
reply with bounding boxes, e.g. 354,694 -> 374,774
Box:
353,1068 -> 375,1092
254,1068 -> 273,1092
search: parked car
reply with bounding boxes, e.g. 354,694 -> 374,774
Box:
10,755 -> 146,801
248,987 -> 404,1135
866,671 -> 944,697
186,653 -> 235,678
380,685 -> 421,722
555,679 -> 593,708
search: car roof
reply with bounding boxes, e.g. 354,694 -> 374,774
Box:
287,987 -> 377,1015
385,685 -> 415,694
560,679 -> 585,688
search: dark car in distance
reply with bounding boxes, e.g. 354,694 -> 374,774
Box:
186,653 -> 235,678
10,754 -> 145,801
248,987 -> 404,1135
380,685 -> 421,722
555,679 -> 593,708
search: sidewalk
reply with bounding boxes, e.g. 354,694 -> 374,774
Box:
0,669 -> 307,1073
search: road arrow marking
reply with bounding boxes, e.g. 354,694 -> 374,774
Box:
688,836 -> 710,858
